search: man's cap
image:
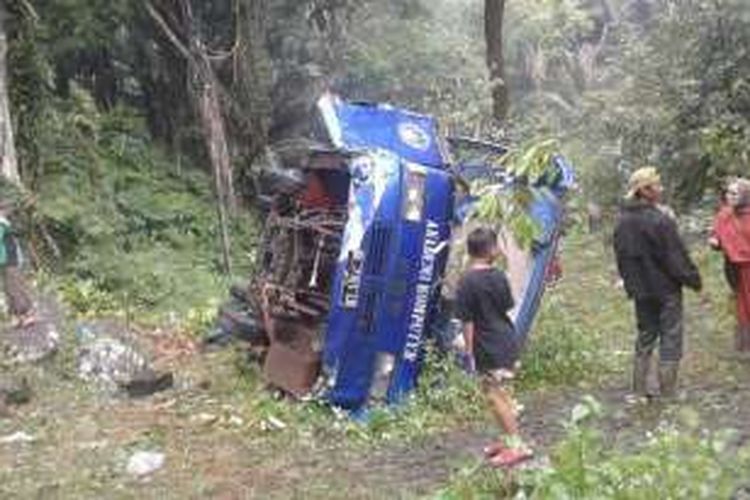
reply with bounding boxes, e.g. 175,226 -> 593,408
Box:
626,166 -> 661,199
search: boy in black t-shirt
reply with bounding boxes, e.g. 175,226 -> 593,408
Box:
455,227 -> 533,467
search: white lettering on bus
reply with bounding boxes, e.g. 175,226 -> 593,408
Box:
404,220 -> 441,362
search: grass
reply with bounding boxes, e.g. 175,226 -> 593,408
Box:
437,223 -> 750,499
438,398 -> 750,499
2,223 -> 749,498
517,228 -> 632,390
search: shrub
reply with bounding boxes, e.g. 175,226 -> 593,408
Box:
28,92 -> 258,321
439,396 -> 750,499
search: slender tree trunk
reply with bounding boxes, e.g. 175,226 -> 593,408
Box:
0,1 -> 20,184
183,1 -> 236,216
186,11 -> 235,275
193,54 -> 234,274
485,0 -> 508,122
191,48 -> 237,215
146,0 -> 235,274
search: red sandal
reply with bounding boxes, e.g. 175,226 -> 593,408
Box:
488,446 -> 534,468
483,441 -> 506,458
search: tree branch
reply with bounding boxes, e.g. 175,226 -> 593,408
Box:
17,0 -> 39,23
145,1 -> 192,61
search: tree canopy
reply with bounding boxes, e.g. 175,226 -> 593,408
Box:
0,0 -> 748,303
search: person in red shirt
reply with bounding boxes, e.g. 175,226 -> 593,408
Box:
709,178 -> 750,354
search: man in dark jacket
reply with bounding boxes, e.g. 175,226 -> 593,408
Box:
613,167 -> 702,399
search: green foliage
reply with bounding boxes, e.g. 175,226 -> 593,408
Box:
517,406 -> 750,499
518,298 -> 608,390
353,346 -> 486,443
619,0 -> 748,203
473,186 -> 538,250
35,0 -> 134,58
228,343 -> 487,446
503,138 -> 562,181
10,0 -> 747,217
6,0 -> 53,180
25,89 -> 256,318
436,466 -> 514,500
0,177 -> 24,210
340,0 -> 492,130
505,0 -> 595,97
518,228 -> 631,389
472,138 -> 562,249
566,0 -> 750,207
440,396 -> 750,499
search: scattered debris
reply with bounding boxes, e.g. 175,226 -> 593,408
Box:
204,294 -> 267,349
190,413 -> 218,426
76,440 -> 109,450
228,415 -> 244,427
2,320 -> 60,364
732,485 -> 750,500
77,327 -> 148,392
76,322 -> 173,397
120,369 -> 174,398
0,431 -> 35,444
142,328 -> 198,366
1,291 -> 65,365
262,415 -> 288,431
0,375 -> 31,408
126,450 -> 165,477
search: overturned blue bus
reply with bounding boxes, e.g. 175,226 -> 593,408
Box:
245,94 -> 573,412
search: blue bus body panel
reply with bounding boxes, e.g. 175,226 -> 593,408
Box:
512,188 -> 563,342
324,151 -> 453,410
323,151 -> 401,409
317,94 -> 454,411
455,155 -> 575,342
318,94 -> 446,168
386,166 -> 452,403
315,94 -> 574,411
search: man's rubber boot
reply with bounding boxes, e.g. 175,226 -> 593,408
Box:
658,361 -> 679,399
632,353 -> 651,397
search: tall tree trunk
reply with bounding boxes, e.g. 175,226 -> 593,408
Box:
146,0 -> 235,274
0,1 -> 20,184
485,0 -> 508,122
186,8 -> 235,276
182,0 -> 237,216
193,52 -> 234,274
191,49 -> 237,216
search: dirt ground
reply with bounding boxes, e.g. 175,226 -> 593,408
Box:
1,235 -> 749,499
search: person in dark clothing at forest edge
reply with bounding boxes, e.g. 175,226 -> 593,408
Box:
613,167 -> 702,400
0,200 -> 35,327
455,227 -> 532,467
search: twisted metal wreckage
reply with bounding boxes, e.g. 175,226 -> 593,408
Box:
218,94 -> 574,413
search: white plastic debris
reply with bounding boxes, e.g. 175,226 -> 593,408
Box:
262,415 -> 287,431
76,325 -> 148,392
126,450 -> 165,476
228,415 -> 244,427
5,321 -> 60,364
190,412 -> 218,425
0,431 -> 35,444
76,440 -> 109,450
